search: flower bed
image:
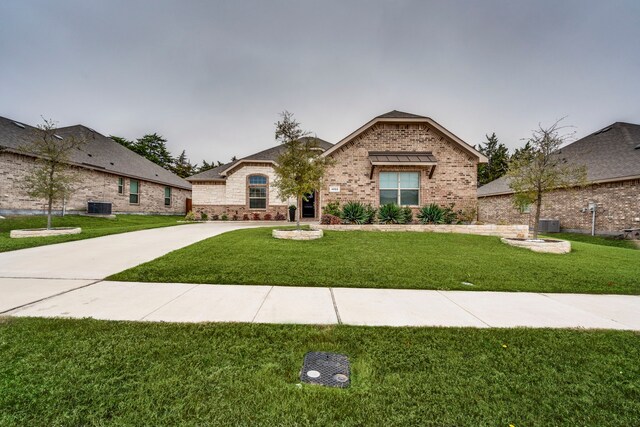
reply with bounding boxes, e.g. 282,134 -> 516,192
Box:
310,224 -> 528,239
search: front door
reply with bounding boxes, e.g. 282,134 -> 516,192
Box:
302,192 -> 315,218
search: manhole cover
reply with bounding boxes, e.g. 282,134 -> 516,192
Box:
300,352 -> 350,388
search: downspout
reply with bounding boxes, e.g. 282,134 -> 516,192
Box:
591,207 -> 596,236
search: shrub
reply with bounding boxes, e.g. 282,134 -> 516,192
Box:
378,203 -> 404,224
402,206 -> 413,224
200,212 -> 208,221
263,213 -> 272,221
442,204 -> 458,224
231,214 -> 238,221
322,201 -> 341,217
417,203 -> 445,224
364,204 -> 377,224
321,214 -> 342,225
243,213 -> 250,221
184,211 -> 196,221
274,212 -> 286,221
220,213 -> 229,221
252,212 -> 261,221
340,201 -> 368,224
211,213 -> 219,221
457,207 -> 477,224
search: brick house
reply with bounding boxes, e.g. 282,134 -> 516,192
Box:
0,116 -> 192,216
478,122 -> 640,235
188,110 -> 487,219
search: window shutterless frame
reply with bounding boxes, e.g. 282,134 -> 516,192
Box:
164,186 -> 171,206
247,175 -> 268,209
118,177 -> 124,195
379,171 -> 420,206
129,179 -> 140,204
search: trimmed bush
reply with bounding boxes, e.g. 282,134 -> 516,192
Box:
252,213 -> 261,221
200,212 -> 209,221
402,206 -> 413,224
184,211 -> 196,221
442,204 -> 459,224
322,201 -> 341,217
243,214 -> 250,221
417,203 -> 445,224
211,214 -> 219,221
231,214 -> 238,221
378,203 -> 404,224
340,201 -> 369,224
221,213 -> 229,221
274,212 -> 286,221
364,204 -> 377,224
263,213 -> 272,221
321,214 -> 342,225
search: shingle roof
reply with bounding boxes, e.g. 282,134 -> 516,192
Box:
0,116 -> 191,190
376,110 -> 428,119
478,122 -> 640,197
186,136 -> 333,181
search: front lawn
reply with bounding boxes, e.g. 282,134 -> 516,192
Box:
0,318 -> 638,426
0,214 -> 187,252
544,232 -> 639,250
109,228 -> 640,294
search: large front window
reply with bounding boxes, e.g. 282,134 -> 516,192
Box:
248,175 -> 267,209
379,172 -> 419,206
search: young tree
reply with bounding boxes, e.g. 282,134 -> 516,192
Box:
20,119 -> 86,229
272,111 -> 332,229
477,132 -> 510,185
506,120 -> 587,239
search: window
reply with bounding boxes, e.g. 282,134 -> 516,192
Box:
379,172 -> 419,206
520,203 -> 531,214
129,179 -> 139,204
164,186 -> 171,206
118,177 -> 124,195
248,175 -> 267,209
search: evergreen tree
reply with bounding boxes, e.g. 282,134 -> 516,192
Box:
111,133 -> 174,171
477,133 -> 510,186
172,150 -> 198,178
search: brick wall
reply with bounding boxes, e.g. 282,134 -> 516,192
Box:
0,152 -> 191,215
478,179 -> 640,234
320,123 -> 479,214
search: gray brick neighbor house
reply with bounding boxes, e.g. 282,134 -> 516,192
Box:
0,116 -> 192,216
478,122 -> 640,235
188,111 -> 488,220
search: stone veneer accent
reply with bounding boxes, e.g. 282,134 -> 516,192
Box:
0,152 -> 191,215
478,179 -> 640,234
501,238 -> 571,254
310,224 -> 529,239
320,123 -> 479,216
272,229 -> 323,240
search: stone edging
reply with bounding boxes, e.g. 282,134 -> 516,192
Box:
272,229 -> 324,240
500,238 -> 571,254
311,224 -> 529,239
10,227 -> 82,238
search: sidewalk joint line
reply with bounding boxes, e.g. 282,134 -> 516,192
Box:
2,279 -> 104,315
251,286 -> 274,323
437,290 -> 491,327
139,283 -> 200,320
329,288 -> 342,325
538,292 -> 630,328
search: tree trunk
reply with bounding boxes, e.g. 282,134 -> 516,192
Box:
47,197 -> 53,230
532,193 -> 542,240
296,195 -> 301,230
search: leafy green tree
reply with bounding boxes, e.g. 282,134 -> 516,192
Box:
477,133 -> 510,185
20,119 -> 86,229
272,111 -> 332,229
172,150 -> 198,178
507,120 -> 587,239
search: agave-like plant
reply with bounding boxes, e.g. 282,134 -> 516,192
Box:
377,203 -> 404,224
417,203 -> 445,224
340,201 -> 369,224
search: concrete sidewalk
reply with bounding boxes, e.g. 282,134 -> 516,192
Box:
5,279 -> 640,330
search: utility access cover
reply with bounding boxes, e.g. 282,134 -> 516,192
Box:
300,352 -> 350,388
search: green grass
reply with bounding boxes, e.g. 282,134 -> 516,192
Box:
109,228 -> 640,295
544,232 -> 639,250
0,318 -> 638,426
0,214 -> 187,252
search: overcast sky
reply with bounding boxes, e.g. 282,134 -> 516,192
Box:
1,0 -> 638,165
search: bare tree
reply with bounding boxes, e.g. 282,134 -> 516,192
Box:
507,119 -> 587,239
20,119 -> 86,229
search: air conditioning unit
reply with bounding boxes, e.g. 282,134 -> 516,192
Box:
87,201 -> 112,215
538,219 -> 560,233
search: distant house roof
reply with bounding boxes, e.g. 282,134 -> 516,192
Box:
322,110 -> 488,163
0,116 -> 191,190
187,136 -> 333,182
478,122 -> 640,197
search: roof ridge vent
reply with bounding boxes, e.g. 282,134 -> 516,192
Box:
12,121 -> 26,129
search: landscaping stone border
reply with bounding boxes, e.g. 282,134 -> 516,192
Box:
311,224 -> 529,239
272,229 -> 324,240
501,238 -> 571,254
10,227 -> 82,238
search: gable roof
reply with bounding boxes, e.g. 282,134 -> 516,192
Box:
321,110 -> 488,162
186,136 -> 332,182
0,116 -> 191,190
478,121 -> 640,197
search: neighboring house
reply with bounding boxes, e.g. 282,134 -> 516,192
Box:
0,116 -> 192,216
478,122 -> 640,235
188,110 -> 487,219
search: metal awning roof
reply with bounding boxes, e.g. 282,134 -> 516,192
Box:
368,151 -> 437,165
